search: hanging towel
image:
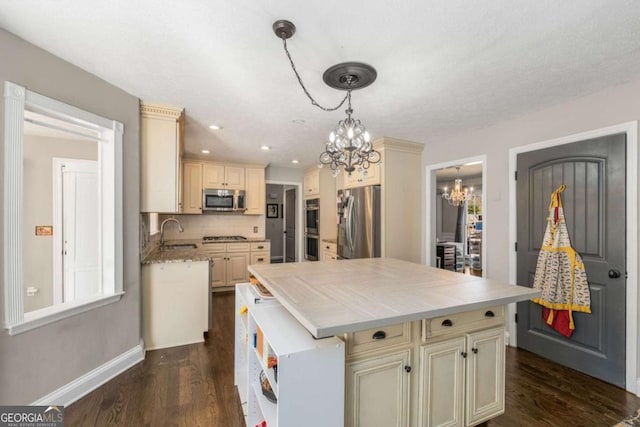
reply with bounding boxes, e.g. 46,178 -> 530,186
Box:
531,184 -> 591,338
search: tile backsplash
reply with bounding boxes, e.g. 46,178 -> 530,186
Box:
158,213 -> 265,240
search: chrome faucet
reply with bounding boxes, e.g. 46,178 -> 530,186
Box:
159,217 -> 184,248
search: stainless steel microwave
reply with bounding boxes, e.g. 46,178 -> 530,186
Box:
202,188 -> 246,212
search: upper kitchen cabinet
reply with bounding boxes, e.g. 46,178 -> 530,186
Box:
203,163 -> 245,190
303,168 -> 320,198
244,167 -> 265,215
341,161 -> 381,189
140,102 -> 185,213
376,138 -> 424,263
182,160 -> 203,214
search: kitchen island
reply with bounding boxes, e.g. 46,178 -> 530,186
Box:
238,258 -> 539,427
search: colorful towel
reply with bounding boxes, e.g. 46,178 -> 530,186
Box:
531,184 -> 591,337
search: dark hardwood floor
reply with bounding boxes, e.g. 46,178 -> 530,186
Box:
66,291 -> 640,426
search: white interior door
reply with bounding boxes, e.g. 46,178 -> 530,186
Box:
60,160 -> 100,301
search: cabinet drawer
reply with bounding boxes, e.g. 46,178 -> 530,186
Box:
346,322 -> 411,357
250,241 -> 270,252
227,242 -> 251,252
200,243 -> 226,254
322,241 -> 337,253
250,251 -> 270,265
423,306 -> 504,340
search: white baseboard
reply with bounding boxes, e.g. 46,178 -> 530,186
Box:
32,340 -> 145,406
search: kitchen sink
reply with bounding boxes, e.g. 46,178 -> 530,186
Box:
162,243 -> 197,250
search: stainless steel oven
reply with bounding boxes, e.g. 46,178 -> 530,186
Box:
305,233 -> 319,261
305,198 -> 320,235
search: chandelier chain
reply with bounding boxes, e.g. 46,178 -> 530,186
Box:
281,37 -> 349,112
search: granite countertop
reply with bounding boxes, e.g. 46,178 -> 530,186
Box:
142,237 -> 270,264
142,239 -> 212,264
248,258 -> 540,338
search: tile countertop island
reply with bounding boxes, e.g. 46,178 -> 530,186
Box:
248,257 -> 539,338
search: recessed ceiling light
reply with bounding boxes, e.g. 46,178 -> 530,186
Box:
209,124 -> 222,130
291,160 -> 299,164
292,119 -> 306,125
201,149 -> 210,154
261,145 -> 271,151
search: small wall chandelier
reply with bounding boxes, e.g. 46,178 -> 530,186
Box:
273,20 -> 381,176
442,167 -> 474,207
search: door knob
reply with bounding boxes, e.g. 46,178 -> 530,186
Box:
608,269 -> 621,279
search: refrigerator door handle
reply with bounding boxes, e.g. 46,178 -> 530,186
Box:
346,195 -> 355,253
350,197 -> 357,253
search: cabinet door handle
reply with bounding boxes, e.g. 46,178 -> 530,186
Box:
461,351 -> 468,358
257,245 -> 264,249
472,348 -> 478,354
404,365 -> 412,373
441,319 -> 453,327
372,330 -> 386,340
257,258 -> 264,262
485,310 -> 495,318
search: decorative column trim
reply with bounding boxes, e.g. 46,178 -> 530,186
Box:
3,81 -> 26,327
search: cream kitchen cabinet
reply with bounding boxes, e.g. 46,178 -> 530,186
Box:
182,160 -> 203,214
346,349 -> 411,427
344,322 -> 413,427
203,163 -> 245,190
321,241 -> 338,261
250,241 -> 270,265
204,241 -> 270,289
419,326 -> 505,427
303,168 -> 320,198
140,102 -> 184,213
245,167 -> 266,215
341,163 -> 381,189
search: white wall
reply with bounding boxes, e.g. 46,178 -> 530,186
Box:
423,77 -> 640,283
266,165 -> 304,183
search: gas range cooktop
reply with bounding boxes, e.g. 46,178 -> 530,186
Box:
202,235 -> 247,243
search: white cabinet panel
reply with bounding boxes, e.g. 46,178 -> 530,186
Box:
182,161 -> 202,214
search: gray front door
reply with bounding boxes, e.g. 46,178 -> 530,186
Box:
516,133 -> 626,387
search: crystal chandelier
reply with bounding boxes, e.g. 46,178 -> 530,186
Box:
442,167 -> 474,207
273,20 -> 381,176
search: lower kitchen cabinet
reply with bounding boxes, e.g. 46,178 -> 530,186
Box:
205,241 -> 271,290
346,349 -> 411,427
321,240 -> 338,261
419,327 -> 505,427
211,252 -> 249,289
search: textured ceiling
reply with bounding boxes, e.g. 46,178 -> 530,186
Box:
2,1 -> 640,170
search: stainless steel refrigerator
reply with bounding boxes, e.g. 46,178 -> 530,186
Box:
337,185 -> 381,259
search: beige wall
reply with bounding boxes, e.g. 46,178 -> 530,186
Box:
23,135 -> 98,312
0,28 -> 140,404
422,77 -> 640,283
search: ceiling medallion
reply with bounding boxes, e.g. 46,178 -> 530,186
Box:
273,19 -> 381,176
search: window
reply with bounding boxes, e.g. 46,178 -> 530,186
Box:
3,81 -> 124,335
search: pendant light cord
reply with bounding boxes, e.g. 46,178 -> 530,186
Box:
281,37 -> 350,112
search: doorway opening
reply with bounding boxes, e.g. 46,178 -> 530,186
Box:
425,156 -> 486,278
265,181 -> 303,263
